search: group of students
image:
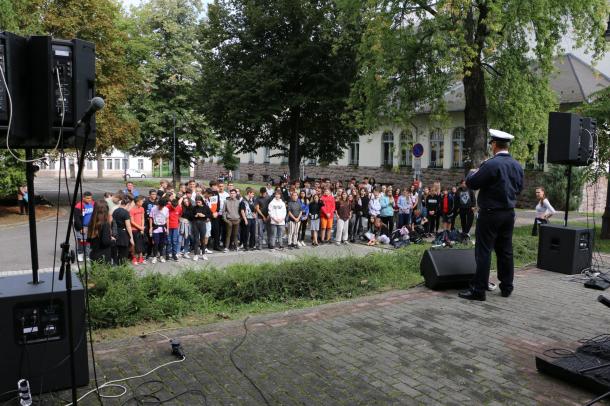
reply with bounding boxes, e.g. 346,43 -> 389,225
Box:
74,176 -> 486,266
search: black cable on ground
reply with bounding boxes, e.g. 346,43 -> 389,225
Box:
229,316 -> 271,406
119,380 -> 207,406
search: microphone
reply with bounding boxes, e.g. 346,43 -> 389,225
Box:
76,97 -> 105,127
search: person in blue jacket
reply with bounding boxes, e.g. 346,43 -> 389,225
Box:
459,129 -> 524,301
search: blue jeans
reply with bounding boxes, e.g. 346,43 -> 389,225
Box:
179,233 -> 191,254
398,213 -> 411,229
269,224 -> 283,248
168,228 -> 180,256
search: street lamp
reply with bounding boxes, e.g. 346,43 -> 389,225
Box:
172,113 -> 177,186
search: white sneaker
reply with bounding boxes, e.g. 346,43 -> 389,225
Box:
193,255 -> 199,261
204,248 -> 212,254
151,257 -> 157,264
202,255 -> 209,261
77,253 -> 84,262
183,252 -> 190,259
160,257 -> 166,263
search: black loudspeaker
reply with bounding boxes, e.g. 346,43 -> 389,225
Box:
0,32 -> 30,145
28,36 -> 96,150
420,248 -> 476,290
547,112 -> 582,165
0,272 -> 89,395
537,224 -> 593,275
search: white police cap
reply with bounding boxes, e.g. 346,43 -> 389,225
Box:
489,129 -> 514,143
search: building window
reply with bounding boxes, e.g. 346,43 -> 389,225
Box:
106,159 -> 113,170
281,153 -> 288,165
306,158 -> 316,166
138,159 -> 144,170
429,129 -> 444,168
400,131 -> 413,167
452,127 -> 465,168
86,160 -> 93,170
348,141 -> 359,166
122,159 -> 128,170
248,152 -> 255,164
382,131 -> 394,166
113,158 -> 120,169
263,147 -> 270,164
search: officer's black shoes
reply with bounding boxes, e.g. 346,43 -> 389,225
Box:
458,288 -> 486,301
500,289 -> 513,298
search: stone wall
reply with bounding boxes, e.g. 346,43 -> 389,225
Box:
195,161 -> 542,208
579,177 -> 607,213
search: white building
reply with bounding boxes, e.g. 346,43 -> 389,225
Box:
38,148 -> 154,178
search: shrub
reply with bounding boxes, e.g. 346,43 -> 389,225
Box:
87,248 -> 424,329
542,164 -> 586,211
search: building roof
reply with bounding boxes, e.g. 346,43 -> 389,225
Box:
417,53 -> 610,113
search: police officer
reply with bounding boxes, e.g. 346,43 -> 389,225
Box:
459,129 -> 524,301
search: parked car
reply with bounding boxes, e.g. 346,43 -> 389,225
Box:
123,168 -> 147,179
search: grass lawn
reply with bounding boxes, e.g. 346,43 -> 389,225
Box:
90,223 -> 610,341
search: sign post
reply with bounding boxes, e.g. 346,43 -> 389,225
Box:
412,143 -> 424,180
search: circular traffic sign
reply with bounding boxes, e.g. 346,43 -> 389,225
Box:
412,143 -> 424,158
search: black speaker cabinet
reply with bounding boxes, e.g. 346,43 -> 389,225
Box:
0,271 -> 89,396
537,224 -> 593,275
548,112 -> 582,165
0,32 -> 30,146
420,248 -> 476,290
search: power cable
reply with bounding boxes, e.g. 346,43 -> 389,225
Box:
229,316 -> 271,406
0,64 -> 65,162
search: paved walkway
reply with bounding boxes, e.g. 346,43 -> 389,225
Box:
42,265 -> 609,405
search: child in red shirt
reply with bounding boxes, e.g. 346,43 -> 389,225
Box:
130,196 -> 146,265
166,195 -> 183,261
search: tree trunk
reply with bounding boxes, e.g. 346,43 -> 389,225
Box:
463,62 -> 488,173
602,172 -> 610,239
96,150 -> 104,179
462,4 -> 489,174
288,108 -> 301,181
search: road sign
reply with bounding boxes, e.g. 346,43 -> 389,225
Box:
413,143 -> 424,158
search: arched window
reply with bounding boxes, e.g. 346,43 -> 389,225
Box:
429,129 -> 444,168
400,131 -> 413,167
452,127 -> 465,168
382,131 -> 394,166
248,152 -> 255,164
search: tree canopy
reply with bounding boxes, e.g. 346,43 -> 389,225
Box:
128,0 -> 217,177
197,0 -> 362,179
352,0 -> 609,169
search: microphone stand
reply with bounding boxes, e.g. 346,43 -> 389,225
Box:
58,119 -> 94,406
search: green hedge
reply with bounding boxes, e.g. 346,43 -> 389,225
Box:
87,247 -> 426,329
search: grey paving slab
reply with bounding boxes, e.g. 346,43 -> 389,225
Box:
36,266 -> 610,405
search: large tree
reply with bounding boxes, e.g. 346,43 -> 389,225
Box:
198,0 -> 362,179
352,0 -> 608,169
129,0 -> 216,180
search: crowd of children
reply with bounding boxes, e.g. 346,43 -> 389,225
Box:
78,177 -> 480,265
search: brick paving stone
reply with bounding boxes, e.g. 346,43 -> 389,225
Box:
37,266 -> 610,405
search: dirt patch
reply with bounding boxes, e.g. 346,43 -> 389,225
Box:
0,204 -> 63,227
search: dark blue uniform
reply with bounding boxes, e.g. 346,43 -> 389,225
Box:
466,152 -> 524,295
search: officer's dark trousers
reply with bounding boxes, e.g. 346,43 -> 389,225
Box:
472,209 -> 515,294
